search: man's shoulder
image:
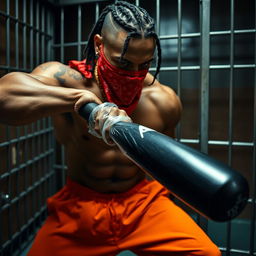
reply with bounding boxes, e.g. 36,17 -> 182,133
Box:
32,61 -> 65,74
143,83 -> 181,112
31,61 -> 85,87
139,77 -> 182,132
142,74 -> 181,114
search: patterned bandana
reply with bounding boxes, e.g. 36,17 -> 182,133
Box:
69,47 -> 148,115
96,47 -> 148,115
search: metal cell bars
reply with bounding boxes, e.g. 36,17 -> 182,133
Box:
147,0 -> 255,255
148,3 -> 255,168
55,2 -> 100,59
0,0 -> 54,255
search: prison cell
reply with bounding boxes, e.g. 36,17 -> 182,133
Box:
0,0 -> 255,256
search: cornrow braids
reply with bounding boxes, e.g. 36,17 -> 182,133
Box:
111,5 -> 136,33
83,1 -> 162,83
120,32 -> 141,59
145,31 -> 162,85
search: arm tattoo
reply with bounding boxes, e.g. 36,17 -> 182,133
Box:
53,64 -> 83,85
67,69 -> 83,81
54,65 -> 66,85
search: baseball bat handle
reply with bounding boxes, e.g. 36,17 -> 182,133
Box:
79,102 -> 99,120
79,102 -> 249,222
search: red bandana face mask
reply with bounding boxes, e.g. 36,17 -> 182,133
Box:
96,47 -> 148,115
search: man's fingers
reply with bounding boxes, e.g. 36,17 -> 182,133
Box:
74,91 -> 102,113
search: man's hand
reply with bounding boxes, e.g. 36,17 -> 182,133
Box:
86,103 -> 132,145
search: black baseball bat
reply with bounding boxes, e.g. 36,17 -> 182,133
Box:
79,102 -> 249,222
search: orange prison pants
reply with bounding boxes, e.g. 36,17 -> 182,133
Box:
28,178 -> 221,256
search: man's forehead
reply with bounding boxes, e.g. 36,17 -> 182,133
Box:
102,30 -> 128,49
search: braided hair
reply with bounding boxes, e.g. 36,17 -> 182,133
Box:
84,0 -> 161,84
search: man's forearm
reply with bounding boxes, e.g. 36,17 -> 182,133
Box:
0,72 -> 98,125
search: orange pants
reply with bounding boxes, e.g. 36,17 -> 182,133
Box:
28,178 -> 221,256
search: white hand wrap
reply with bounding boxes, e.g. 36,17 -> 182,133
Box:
88,102 -> 132,145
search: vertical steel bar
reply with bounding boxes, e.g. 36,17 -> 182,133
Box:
6,0 -> 10,72
60,7 -> 64,62
77,5 -> 82,59
135,0 -> 139,6
16,130 -> 21,252
41,5 -> 45,63
46,11 -> 50,61
176,0 -> 182,140
30,0 -> 34,69
36,0 -> 40,66
226,1 -> 235,254
200,0 -> 210,153
15,0 -> 19,68
250,1 -> 256,253
156,0 -> 160,81
23,125 -> 29,243
46,11 -> 49,61
50,117 -> 56,196
95,2 -> 99,21
156,0 -> 160,35
46,9 -> 52,61
199,0 -> 211,231
177,0 -> 182,97
6,129 -> 12,254
23,0 -> 27,69
51,10 -> 55,60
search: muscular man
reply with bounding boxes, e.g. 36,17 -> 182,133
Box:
0,2 -> 221,255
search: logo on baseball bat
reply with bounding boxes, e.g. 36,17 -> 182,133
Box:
139,125 -> 154,138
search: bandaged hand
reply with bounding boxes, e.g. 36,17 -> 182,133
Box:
88,102 -> 132,145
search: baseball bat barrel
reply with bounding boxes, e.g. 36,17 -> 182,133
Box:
79,103 -> 249,222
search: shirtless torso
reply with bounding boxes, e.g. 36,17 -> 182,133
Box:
29,61 -> 181,193
0,31 -> 181,194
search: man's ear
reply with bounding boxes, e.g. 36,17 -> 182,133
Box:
94,34 -> 103,54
